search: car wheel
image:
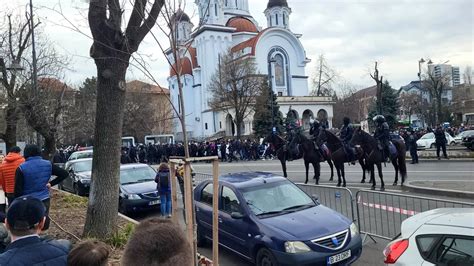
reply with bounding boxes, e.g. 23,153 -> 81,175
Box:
430,143 -> 435,149
118,201 -> 128,216
450,141 -> 455,146
73,183 -> 80,195
256,248 -> 278,266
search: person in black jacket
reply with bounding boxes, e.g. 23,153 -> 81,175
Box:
0,196 -> 71,265
434,126 -> 449,160
406,129 -> 419,164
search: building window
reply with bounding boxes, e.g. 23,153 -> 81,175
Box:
274,54 -> 285,86
219,121 -> 222,129
278,92 -> 283,96
178,95 -> 181,114
275,14 -> 279,25
283,13 -> 286,25
205,123 -> 208,130
268,47 -> 291,95
215,4 -> 218,16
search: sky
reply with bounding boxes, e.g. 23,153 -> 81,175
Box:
3,0 -> 473,91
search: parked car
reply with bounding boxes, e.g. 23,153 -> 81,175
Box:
416,132 -> 456,149
383,208 -> 474,265
194,172 -> 362,266
60,159 -> 160,215
454,130 -> 474,144
60,158 -> 93,196
462,131 -> 474,151
67,150 -> 93,161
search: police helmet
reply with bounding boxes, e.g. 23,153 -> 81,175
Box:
373,115 -> 386,123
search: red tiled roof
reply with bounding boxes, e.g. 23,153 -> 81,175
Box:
126,80 -> 169,94
38,78 -> 74,92
170,57 -> 193,77
226,17 -> 258,33
230,28 -> 270,56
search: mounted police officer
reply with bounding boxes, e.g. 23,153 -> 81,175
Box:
373,115 -> 391,162
340,117 -> 356,164
286,120 -> 300,161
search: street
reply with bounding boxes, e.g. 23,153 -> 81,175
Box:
134,159 -> 473,266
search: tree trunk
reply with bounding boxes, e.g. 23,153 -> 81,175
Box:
235,117 -> 243,140
83,61 -> 127,239
3,101 -> 19,153
42,136 -> 56,160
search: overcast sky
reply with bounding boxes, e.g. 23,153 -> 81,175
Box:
4,0 -> 473,91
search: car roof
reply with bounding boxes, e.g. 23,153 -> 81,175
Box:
71,150 -> 93,154
218,172 -> 287,189
402,208 -> 474,236
69,158 -> 93,163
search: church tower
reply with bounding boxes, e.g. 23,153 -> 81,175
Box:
170,10 -> 193,45
264,0 -> 291,29
196,0 -> 225,25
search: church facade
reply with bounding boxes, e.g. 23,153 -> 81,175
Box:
167,0 -> 334,140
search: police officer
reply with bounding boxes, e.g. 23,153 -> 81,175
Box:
434,125 -> 449,160
373,115 -> 391,162
340,117 -> 356,163
406,129 -> 419,164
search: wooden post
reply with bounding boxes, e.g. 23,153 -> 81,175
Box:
169,162 -> 178,224
212,159 -> 219,266
183,162 -> 196,266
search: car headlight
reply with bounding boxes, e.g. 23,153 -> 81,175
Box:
127,194 -> 141,200
350,222 -> 359,238
284,241 -> 311,253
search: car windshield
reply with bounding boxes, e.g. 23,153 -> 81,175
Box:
120,166 -> 156,185
75,152 -> 93,159
74,161 -> 92,172
421,133 -> 434,139
241,180 -> 315,217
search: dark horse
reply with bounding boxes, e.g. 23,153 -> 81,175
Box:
350,128 -> 407,191
264,133 -> 327,184
316,129 -> 366,187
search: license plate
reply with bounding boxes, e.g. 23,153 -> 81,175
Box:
327,250 -> 351,265
148,200 -> 160,206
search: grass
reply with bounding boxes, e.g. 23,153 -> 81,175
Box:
61,193 -> 88,208
107,223 -> 136,248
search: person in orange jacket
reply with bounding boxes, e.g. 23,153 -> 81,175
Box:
0,146 -> 25,207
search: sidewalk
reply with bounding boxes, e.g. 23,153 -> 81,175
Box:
404,180 -> 474,200
407,148 -> 474,161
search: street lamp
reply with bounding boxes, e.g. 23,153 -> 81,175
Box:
268,56 -> 277,133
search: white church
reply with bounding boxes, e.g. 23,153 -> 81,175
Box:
167,0 -> 334,140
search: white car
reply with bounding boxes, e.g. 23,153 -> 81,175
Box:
454,130 -> 474,144
416,132 -> 456,149
383,208 -> 474,265
64,150 -> 93,169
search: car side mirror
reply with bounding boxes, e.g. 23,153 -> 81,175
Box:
231,212 -> 244,219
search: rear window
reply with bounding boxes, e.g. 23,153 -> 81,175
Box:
416,235 -> 441,259
416,235 -> 474,266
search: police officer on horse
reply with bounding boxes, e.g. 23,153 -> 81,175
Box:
373,115 -> 391,162
340,117 -> 356,164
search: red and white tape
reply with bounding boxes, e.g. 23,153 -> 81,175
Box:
357,196 -> 418,216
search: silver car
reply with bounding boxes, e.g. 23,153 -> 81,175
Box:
383,208 -> 474,265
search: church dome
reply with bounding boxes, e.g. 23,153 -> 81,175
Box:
267,0 -> 289,8
170,57 -> 193,77
226,17 -> 258,33
170,9 -> 190,23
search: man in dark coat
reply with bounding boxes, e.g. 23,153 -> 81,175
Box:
434,126 -> 449,160
0,196 -> 70,265
406,129 -> 419,164
373,115 -> 391,161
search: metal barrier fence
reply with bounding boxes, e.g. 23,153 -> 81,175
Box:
296,183 -> 355,222
356,190 -> 474,241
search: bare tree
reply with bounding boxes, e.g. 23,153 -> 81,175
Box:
0,14 -> 37,151
311,54 -> 338,96
332,80 -> 361,127
399,92 -> 422,125
423,66 -> 451,125
84,0 -> 164,240
370,61 -> 383,115
208,51 -> 263,139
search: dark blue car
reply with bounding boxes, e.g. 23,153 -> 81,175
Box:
194,172 -> 362,266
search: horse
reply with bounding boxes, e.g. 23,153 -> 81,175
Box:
316,128 -> 366,187
263,133 -> 322,185
309,125 -> 335,181
350,128 -> 407,191
290,132 -> 329,185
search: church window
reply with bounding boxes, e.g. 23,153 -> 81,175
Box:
283,13 -> 286,25
235,0 -> 238,7
205,123 -> 208,130
215,4 -> 218,16
219,122 -> 222,129
274,54 -> 285,86
275,14 -> 279,25
278,92 -> 283,96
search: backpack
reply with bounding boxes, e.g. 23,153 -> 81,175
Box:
157,171 -> 170,190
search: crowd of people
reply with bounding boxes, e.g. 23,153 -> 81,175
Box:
0,144 -> 192,265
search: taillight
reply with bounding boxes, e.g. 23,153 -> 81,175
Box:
383,239 -> 409,264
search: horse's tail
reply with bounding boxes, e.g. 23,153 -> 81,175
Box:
395,141 -> 407,178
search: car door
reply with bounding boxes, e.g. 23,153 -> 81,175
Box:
195,182 -> 215,239
63,163 -> 74,192
218,185 -> 251,259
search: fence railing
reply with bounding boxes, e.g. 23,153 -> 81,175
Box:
297,183 -> 355,222
355,190 -> 474,241
194,173 -> 474,242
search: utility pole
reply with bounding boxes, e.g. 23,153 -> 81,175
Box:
29,0 -> 41,146
269,57 -> 277,133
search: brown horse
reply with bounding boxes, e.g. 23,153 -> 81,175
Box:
264,133 -> 327,185
316,128 -> 367,187
350,128 -> 407,191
